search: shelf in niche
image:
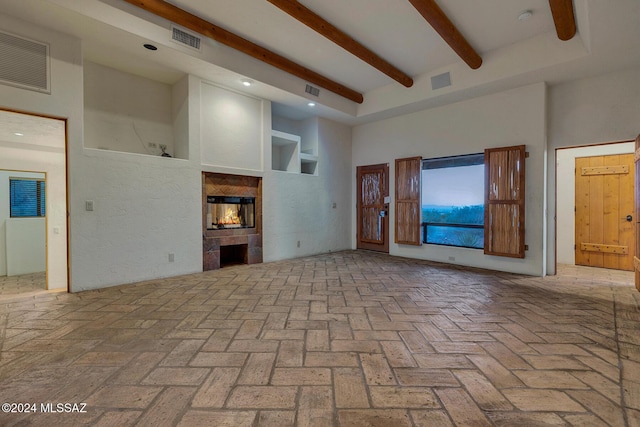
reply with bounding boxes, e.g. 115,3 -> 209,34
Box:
300,153 -> 318,175
271,130 -> 318,175
87,146 -> 184,160
271,130 -> 300,173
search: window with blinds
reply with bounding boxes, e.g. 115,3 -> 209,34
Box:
10,178 -> 46,217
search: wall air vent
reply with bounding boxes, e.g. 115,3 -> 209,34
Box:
430,72 -> 451,90
0,31 -> 50,93
305,84 -> 320,97
171,25 -> 201,51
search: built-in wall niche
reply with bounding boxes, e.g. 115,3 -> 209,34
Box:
83,61 -> 188,160
271,130 -> 318,175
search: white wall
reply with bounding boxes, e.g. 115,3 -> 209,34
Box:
353,83 -> 548,276
0,171 -> 45,276
555,142 -> 634,265
71,69 -> 202,291
84,61 -> 175,157
200,81 -> 263,172
69,150 -> 202,291
191,75 -> 353,262
0,15 -> 206,292
0,14 -> 79,291
6,218 -> 45,276
172,75 -> 190,161
547,66 -> 640,274
263,117 -> 352,261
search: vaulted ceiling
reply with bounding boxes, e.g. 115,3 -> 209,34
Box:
1,0 -> 640,124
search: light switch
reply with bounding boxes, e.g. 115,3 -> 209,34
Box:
53,227 -> 60,234
85,200 -> 94,211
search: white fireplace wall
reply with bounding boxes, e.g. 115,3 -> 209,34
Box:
263,117 -> 352,260
200,81 -> 263,172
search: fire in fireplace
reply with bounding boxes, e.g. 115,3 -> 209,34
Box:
206,196 -> 255,230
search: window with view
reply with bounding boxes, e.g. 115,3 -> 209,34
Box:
421,153 -> 484,249
10,178 -> 46,217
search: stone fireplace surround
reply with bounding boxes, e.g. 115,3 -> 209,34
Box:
202,172 -> 262,270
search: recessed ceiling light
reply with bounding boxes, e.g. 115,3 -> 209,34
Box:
14,132 -> 23,136
241,79 -> 252,87
143,43 -> 158,51
518,10 -> 533,21
307,102 -> 316,107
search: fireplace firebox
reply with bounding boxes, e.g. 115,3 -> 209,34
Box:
206,196 -> 255,230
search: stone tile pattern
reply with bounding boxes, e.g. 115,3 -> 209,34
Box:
0,272 -> 47,301
0,251 -> 638,426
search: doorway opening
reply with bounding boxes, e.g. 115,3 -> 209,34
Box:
0,109 -> 68,300
0,171 -> 46,298
555,140 -> 635,274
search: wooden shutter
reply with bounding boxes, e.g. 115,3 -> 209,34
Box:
395,156 -> 422,245
484,145 -> 526,258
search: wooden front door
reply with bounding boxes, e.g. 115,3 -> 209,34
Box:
357,163 -> 389,252
575,153 -> 635,271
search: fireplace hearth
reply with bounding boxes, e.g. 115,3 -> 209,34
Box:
202,172 -> 262,270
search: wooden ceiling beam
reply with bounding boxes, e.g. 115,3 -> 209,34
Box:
267,0 -> 413,88
407,0 -> 482,69
123,0 -> 364,103
548,0 -> 576,41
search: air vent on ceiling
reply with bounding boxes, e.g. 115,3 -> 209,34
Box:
431,72 -> 451,90
305,84 -> 320,97
0,30 -> 50,93
171,25 -> 201,51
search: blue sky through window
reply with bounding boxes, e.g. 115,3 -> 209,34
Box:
422,164 -> 484,207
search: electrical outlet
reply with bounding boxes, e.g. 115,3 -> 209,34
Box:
448,256 -> 455,262
85,200 -> 94,211
168,253 -> 175,262
297,241 -> 301,248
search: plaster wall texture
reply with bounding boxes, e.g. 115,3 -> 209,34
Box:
5,218 -> 45,276
172,75 -> 190,161
200,81 -> 263,172
76,63 -> 201,291
263,117 -> 352,262
70,150 -> 202,291
0,15 -> 204,291
0,12 -> 71,292
546,66 -> 640,274
352,83 -> 548,276
84,61 -> 175,157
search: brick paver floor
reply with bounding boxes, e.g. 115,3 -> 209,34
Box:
0,272 -> 47,301
0,250 -> 638,426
